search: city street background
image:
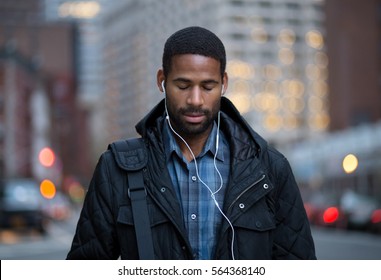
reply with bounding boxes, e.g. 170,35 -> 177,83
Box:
1,0 -> 380,260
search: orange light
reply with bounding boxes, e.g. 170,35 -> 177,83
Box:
39,147 -> 55,167
323,207 -> 339,224
40,179 -> 56,199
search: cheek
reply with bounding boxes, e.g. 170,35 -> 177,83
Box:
210,96 -> 222,111
166,95 -> 181,114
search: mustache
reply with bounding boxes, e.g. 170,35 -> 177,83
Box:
179,107 -> 209,115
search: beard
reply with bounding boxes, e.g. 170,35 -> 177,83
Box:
166,98 -> 220,138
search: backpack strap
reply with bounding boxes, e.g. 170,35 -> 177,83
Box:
108,138 -> 147,171
108,138 -> 154,260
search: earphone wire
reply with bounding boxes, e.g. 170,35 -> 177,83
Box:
162,81 -> 235,260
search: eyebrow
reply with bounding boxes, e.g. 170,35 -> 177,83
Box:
172,77 -> 219,85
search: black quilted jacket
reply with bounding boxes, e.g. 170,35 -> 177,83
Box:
67,97 -> 316,260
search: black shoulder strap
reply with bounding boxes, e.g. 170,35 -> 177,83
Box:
108,138 -> 154,260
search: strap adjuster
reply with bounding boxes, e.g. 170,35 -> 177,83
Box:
128,187 -> 147,198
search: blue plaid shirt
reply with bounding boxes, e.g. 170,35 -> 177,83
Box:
163,119 -> 230,259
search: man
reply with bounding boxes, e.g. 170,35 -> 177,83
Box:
67,26 -> 316,260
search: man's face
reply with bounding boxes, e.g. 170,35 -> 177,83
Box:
162,54 -> 226,140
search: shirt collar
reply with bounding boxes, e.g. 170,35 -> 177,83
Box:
162,119 -> 225,162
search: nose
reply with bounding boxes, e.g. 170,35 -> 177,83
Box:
187,86 -> 204,107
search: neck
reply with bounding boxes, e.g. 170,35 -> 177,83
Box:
175,133 -> 209,162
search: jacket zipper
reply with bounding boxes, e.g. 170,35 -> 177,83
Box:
227,174 -> 266,212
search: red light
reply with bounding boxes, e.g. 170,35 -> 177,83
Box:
39,147 -> 55,167
371,209 -> 381,224
323,207 -> 339,224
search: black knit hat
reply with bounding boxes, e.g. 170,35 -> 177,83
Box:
162,26 -> 226,78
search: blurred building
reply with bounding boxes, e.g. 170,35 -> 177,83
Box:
285,0 -> 381,198
43,0 -> 105,159
0,0 -> 42,179
99,0 -> 327,149
0,0 -> 92,186
325,0 -> 381,130
289,0 -> 381,197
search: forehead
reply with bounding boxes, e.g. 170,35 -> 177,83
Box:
168,54 -> 221,79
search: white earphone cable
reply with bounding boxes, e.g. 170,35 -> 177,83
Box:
162,81 -> 235,259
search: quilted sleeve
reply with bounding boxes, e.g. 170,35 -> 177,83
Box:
66,152 -> 120,259
271,156 -> 317,259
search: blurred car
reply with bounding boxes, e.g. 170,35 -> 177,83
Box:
0,178 -> 47,234
42,191 -> 72,221
340,190 -> 381,231
304,192 -> 348,229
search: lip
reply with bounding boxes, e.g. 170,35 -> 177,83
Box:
184,113 -> 205,123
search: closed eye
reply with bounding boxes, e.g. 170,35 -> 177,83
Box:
203,86 -> 214,91
178,85 -> 189,90
202,82 -> 219,91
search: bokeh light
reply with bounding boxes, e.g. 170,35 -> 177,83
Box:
38,147 -> 55,167
342,154 -> 359,174
40,179 -> 56,199
323,207 -> 339,224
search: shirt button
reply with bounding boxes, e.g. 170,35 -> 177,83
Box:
191,176 -> 197,182
239,203 -> 245,209
263,183 -> 269,189
191,213 -> 197,220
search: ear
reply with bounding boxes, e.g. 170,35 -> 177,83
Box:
221,72 -> 228,95
157,69 -> 165,93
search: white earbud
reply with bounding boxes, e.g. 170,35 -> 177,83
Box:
161,80 -> 166,94
162,80 -> 170,120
